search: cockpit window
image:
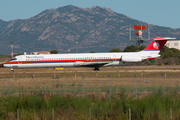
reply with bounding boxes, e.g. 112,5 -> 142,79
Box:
9,58 -> 17,61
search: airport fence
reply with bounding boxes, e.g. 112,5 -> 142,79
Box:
1,71 -> 180,119
0,71 -> 179,97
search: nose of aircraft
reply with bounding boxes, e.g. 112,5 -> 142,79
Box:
3,63 -> 6,67
3,63 -> 11,68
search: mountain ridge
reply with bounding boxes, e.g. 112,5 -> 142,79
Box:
0,5 -> 180,55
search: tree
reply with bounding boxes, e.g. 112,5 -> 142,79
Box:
160,46 -> 169,53
109,48 -> 122,52
162,48 -> 180,58
159,46 -> 180,59
50,49 -> 58,54
123,45 -> 146,52
90,51 -> 95,53
123,45 -> 139,52
138,45 -> 146,51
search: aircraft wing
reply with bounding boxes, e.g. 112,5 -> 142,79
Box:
74,61 -> 110,67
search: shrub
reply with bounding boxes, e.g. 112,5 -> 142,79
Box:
0,98 -> 8,119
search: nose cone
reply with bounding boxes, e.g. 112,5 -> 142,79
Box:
3,62 -> 11,68
3,63 -> 7,67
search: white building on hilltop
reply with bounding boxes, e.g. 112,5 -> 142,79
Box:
165,40 -> 180,50
30,51 -> 50,55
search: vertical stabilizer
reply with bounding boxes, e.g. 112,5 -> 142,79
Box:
144,37 -> 176,51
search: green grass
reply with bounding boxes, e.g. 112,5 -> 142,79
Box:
1,90 -> 180,119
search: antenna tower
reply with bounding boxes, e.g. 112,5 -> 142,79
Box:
129,24 -> 150,46
10,41 -> 14,58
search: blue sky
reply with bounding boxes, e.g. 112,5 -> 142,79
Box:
0,0 -> 180,28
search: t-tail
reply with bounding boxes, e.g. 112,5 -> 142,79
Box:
140,37 -> 176,60
144,37 -> 176,51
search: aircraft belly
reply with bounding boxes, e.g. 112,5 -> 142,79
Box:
103,61 -> 120,67
6,63 -> 74,68
118,61 -> 135,66
104,61 -> 135,67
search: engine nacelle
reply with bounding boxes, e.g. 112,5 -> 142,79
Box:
121,55 -> 143,62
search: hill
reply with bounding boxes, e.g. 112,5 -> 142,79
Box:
0,5 -> 180,55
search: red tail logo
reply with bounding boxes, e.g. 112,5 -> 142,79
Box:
145,37 -> 176,50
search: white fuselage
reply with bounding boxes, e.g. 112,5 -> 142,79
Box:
3,51 -> 159,69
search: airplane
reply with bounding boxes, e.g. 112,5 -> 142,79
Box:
3,37 -> 175,72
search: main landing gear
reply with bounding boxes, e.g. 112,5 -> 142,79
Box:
94,67 -> 99,71
11,68 -> 14,72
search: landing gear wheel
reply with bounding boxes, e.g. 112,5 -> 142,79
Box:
11,68 -> 14,73
94,67 -> 99,71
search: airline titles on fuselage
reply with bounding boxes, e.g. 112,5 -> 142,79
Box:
26,56 -> 44,58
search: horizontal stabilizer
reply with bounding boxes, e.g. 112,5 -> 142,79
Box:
154,37 -> 176,41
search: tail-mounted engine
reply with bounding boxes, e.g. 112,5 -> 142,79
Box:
121,55 -> 143,62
